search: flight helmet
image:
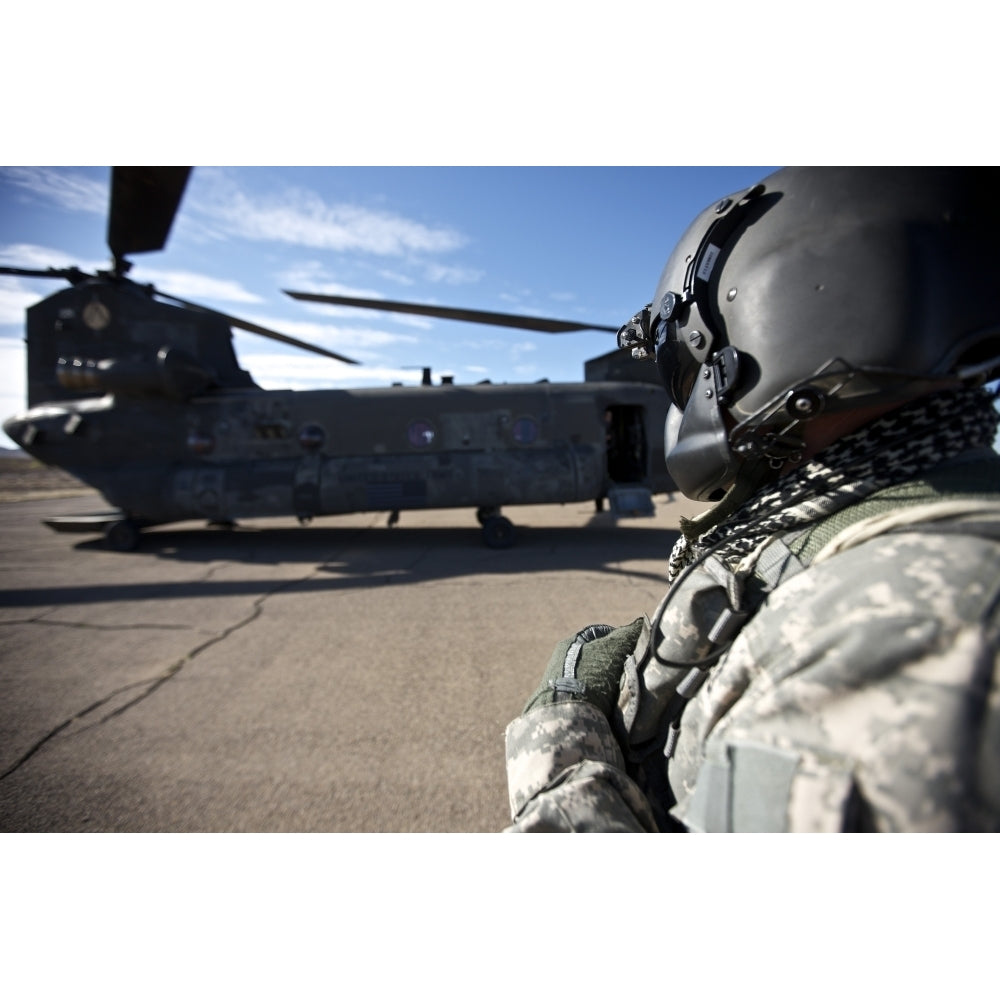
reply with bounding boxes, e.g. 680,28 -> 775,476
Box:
618,167 -> 1000,500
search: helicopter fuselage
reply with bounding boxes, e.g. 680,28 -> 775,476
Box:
4,379 -> 671,530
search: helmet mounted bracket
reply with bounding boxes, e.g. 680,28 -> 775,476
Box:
678,183 -> 767,367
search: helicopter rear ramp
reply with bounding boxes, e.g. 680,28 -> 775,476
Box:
42,511 -> 126,532
607,484 -> 656,517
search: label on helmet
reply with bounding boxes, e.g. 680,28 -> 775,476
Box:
696,244 -> 722,283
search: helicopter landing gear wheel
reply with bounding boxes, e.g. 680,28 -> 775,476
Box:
482,514 -> 515,549
105,518 -> 140,552
477,505 -> 500,526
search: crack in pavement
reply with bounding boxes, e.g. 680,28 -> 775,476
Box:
0,602 -> 266,781
0,616 -> 201,632
0,537 -> 371,782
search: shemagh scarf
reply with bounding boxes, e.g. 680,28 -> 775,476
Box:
666,386 -> 1000,585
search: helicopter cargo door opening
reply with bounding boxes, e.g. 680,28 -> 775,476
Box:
605,405 -> 647,483
605,405 -> 655,517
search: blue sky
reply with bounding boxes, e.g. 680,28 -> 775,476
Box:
0,165 -> 773,420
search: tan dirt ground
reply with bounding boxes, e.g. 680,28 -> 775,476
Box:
0,456 -> 95,504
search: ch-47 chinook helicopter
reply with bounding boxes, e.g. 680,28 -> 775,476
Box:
2,166 -> 675,551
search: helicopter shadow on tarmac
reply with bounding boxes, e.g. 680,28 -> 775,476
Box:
0,515 -> 683,611
75,516 -> 682,582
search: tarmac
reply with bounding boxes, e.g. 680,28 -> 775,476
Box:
0,486 -> 708,832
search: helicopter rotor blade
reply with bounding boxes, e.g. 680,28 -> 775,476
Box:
107,167 -> 192,266
0,266 -> 87,283
154,290 -> 360,365
283,290 -> 619,334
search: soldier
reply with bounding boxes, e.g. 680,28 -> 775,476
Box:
505,167 -> 1000,832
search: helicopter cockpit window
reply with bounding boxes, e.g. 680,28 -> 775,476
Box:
408,420 -> 436,447
512,417 -> 538,445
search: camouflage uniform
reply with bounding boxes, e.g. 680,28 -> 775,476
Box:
505,452 -> 1000,832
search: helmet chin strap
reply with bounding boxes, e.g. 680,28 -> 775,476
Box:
676,456 -> 776,546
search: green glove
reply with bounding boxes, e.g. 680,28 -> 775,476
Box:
523,618 -> 644,719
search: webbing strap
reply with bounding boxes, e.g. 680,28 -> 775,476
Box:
813,499 -> 1000,564
752,532 -> 808,591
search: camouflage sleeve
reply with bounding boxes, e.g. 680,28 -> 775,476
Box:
504,701 -> 659,832
668,529 -> 1000,832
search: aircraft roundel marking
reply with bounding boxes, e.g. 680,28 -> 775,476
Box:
407,420 -> 436,447
512,417 -> 538,444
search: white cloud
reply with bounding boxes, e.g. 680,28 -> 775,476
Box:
423,263 -> 484,285
191,173 -> 467,256
275,261 -> 347,290
234,351 -> 422,390
384,314 -> 434,331
128,266 -> 264,305
0,167 -> 107,214
375,268 -> 418,287
0,242 -> 103,272
0,278 -> 44,326
0,338 -> 26,423
498,289 -> 536,306
232,320 -> 419,368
